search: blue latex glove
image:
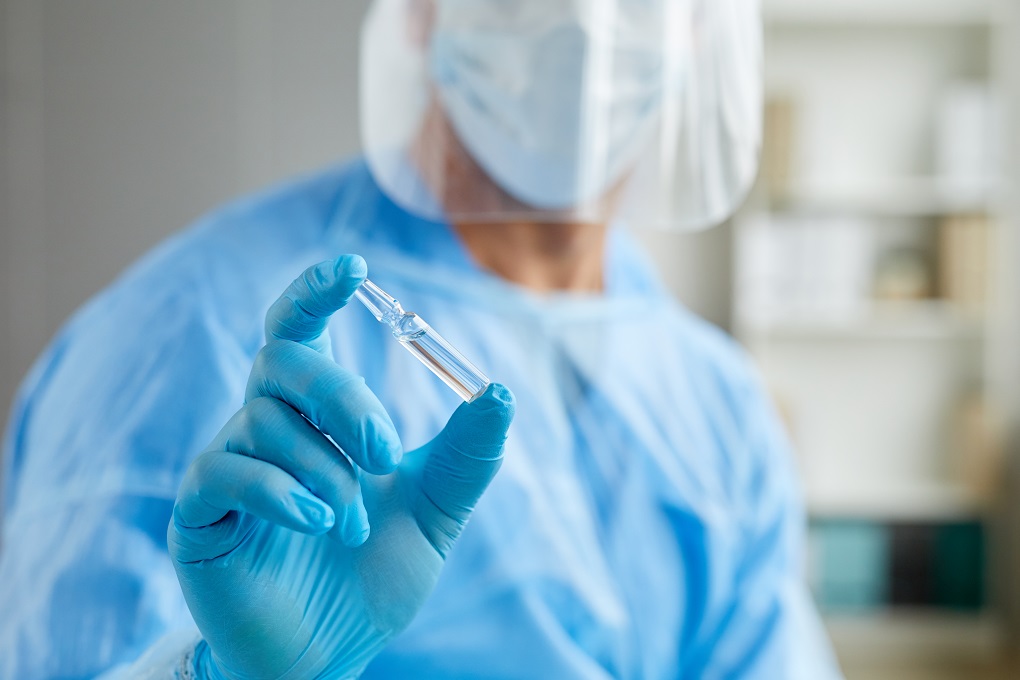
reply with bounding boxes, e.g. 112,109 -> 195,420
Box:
167,255 -> 515,679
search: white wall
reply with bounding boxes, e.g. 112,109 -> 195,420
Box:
765,22 -> 989,188
1,0 -> 371,426
632,223 -> 734,330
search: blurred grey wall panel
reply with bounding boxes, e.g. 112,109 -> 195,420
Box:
3,0 -> 48,440
633,224 -> 734,332
1,1 -> 370,448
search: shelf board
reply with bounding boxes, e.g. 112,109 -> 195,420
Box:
763,0 -> 997,26
825,611 -> 1004,667
766,178 -> 996,218
738,301 -> 985,342
806,480 -> 991,521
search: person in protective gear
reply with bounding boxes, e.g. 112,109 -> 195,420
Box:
0,1 -> 842,678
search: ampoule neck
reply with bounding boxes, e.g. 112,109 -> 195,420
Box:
355,279 -> 405,325
354,279 -> 427,338
392,312 -> 428,340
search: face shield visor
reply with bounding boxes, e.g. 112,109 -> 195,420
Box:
361,0 -> 762,231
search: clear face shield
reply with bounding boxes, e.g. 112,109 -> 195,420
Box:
361,0 -> 762,231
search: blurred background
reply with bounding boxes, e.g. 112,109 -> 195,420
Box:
2,1 -> 1018,678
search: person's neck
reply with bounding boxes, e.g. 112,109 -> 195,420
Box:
452,221 -> 608,293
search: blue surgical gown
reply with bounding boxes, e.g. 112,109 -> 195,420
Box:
0,159 -> 840,679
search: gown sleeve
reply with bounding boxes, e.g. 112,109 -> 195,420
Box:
0,270 -> 252,679
686,362 -> 844,680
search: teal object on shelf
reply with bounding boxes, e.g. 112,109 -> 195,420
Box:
934,522 -> 986,611
812,520 -> 889,613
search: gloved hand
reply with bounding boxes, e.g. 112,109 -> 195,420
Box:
167,255 -> 515,679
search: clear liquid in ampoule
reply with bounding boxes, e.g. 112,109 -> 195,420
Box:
391,313 -> 488,402
355,279 -> 490,402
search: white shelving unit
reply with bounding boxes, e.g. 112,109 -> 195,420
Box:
742,0 -> 1003,525
738,2 -> 1015,675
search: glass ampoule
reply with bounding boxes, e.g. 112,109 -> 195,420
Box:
354,278 -> 490,402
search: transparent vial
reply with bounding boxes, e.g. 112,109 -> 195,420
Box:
354,279 -> 490,402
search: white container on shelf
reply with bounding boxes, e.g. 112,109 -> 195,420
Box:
736,214 -> 874,328
934,82 -> 1000,203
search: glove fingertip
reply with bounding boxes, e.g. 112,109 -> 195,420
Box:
465,382 -> 515,430
443,383 -> 515,461
333,253 -> 368,282
291,489 -> 335,533
363,412 -> 404,473
328,500 -> 371,547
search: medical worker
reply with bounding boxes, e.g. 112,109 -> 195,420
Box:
0,0 -> 842,678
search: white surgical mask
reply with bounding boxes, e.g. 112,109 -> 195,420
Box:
428,0 -> 673,210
